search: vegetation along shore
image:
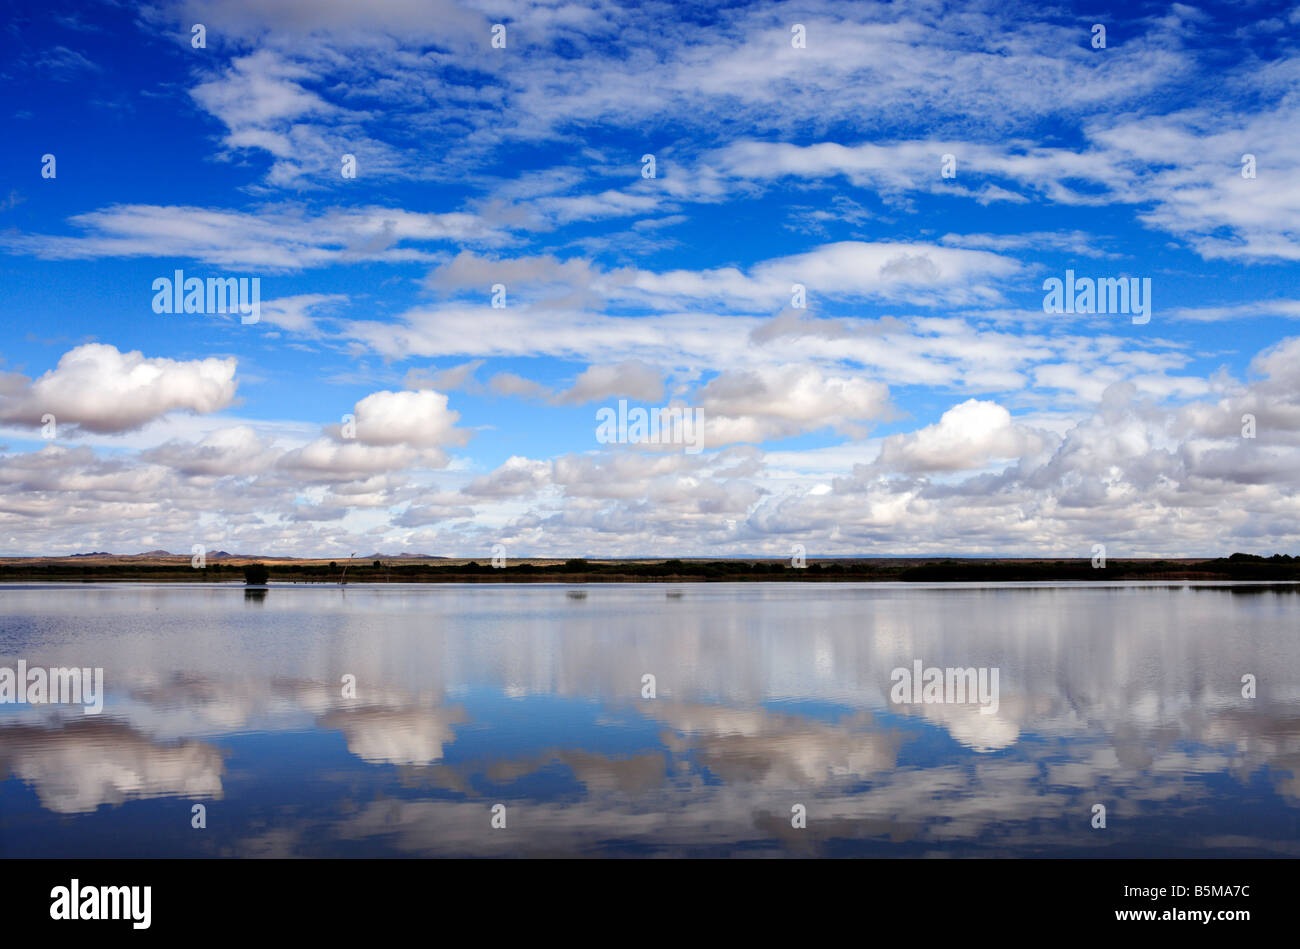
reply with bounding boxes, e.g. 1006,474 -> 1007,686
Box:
0,553 -> 1297,584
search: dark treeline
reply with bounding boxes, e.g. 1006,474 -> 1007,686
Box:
1,553 -> 1297,583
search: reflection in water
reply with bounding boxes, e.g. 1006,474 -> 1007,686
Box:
318,706 -> 467,766
0,581 -> 1297,857
0,719 -> 224,814
244,588 -> 267,604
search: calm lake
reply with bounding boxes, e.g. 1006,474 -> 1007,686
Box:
1,581 -> 1297,858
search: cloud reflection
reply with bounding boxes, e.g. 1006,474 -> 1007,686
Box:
1,582 -> 1297,854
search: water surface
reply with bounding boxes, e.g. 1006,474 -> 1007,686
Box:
1,581 -> 1297,857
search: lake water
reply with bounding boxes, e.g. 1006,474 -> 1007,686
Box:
1,581 -> 1297,858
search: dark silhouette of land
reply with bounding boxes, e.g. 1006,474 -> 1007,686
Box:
0,552 -> 1296,583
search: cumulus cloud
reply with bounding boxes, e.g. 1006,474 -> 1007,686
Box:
345,389 -> 463,448
0,344 -> 237,434
2,0 -> 1298,560
276,389 -> 467,482
8,332 -> 1300,558
140,425 -> 279,476
463,456 -> 552,499
277,439 -> 434,481
698,365 -> 893,445
873,400 -> 1053,473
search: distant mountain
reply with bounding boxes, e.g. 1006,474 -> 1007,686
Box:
69,551 -> 113,557
364,552 -> 446,560
137,549 -> 174,557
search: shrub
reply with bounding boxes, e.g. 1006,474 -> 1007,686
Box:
243,563 -> 270,585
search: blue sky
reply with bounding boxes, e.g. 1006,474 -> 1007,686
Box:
2,0 -> 1299,557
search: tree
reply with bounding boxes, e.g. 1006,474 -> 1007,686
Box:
243,563 -> 269,585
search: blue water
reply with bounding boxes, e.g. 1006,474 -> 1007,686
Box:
0,581 -> 1297,857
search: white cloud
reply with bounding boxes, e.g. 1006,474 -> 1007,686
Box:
463,456 -> 552,499
2,204 -> 510,269
273,388 -> 467,482
258,293 -> 348,333
555,361 -> 665,405
140,425 -> 279,476
0,344 -> 237,434
873,400 -> 1052,473
347,389 -> 463,448
699,365 -> 893,445
1168,299 -> 1300,322
488,373 -> 552,400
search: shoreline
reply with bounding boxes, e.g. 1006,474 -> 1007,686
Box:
1,555 -> 1297,584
